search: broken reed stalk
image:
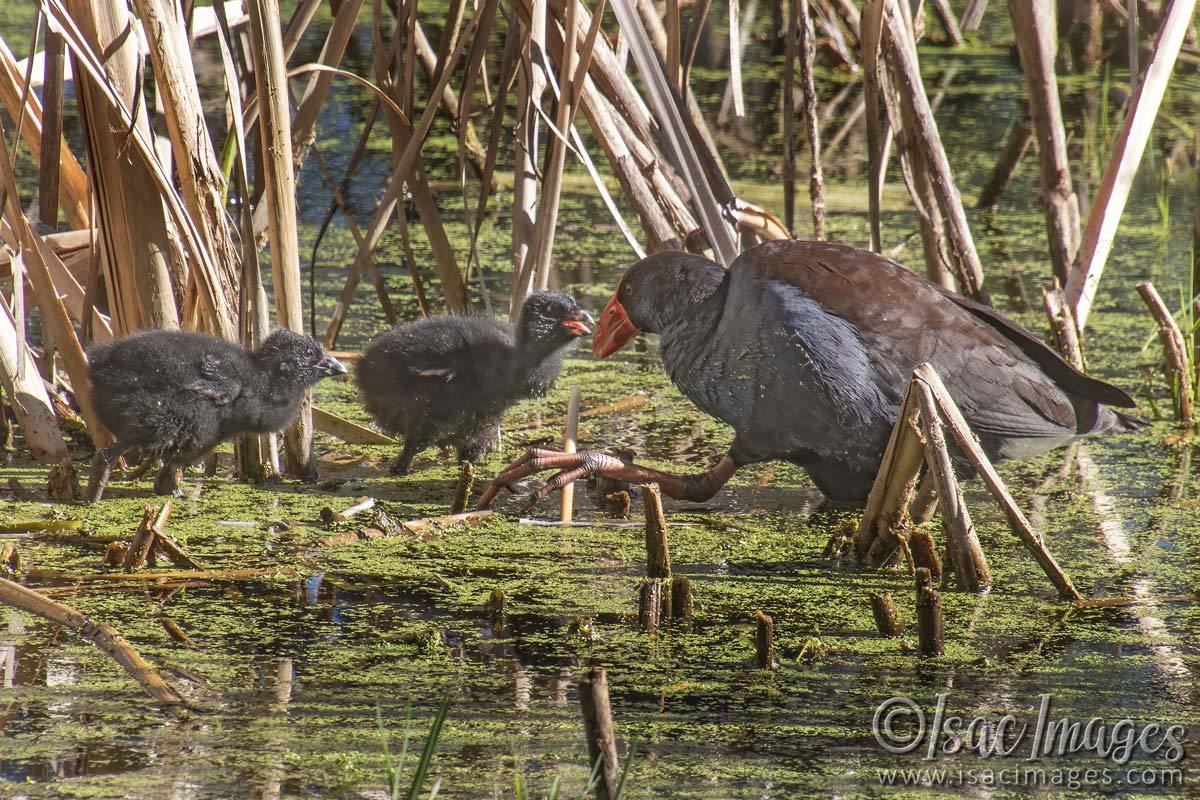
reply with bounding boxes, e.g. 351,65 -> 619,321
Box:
37,30 -> 64,228
153,529 -> 202,570
642,483 -> 671,578
1043,282 -> 1085,370
133,0 -> 239,339
62,0 -> 179,332
0,35 -> 89,229
915,567 -> 943,656
929,0 -> 964,43
783,0 -> 798,233
578,664 -> 621,800
916,365 -> 1081,600
857,364 -> 1080,600
1007,0 -> 1081,285
246,0 -> 313,477
561,387 -> 581,523
1066,0 -> 1198,330
452,462 -> 475,515
755,610 -> 774,668
638,580 -> 662,630
0,117 -> 113,451
869,591 -> 904,635
122,505 -> 166,571
855,370 -> 926,565
1137,282 -> 1194,421
914,380 -> 992,592
976,111 -> 1034,209
0,575 -> 183,704
881,0 -> 987,301
320,496 -> 377,525
907,529 -> 942,582
31,566 -> 298,584
161,617 -> 197,648
797,0 -> 826,239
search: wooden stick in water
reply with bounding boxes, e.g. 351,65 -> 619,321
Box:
915,567 -> 943,656
578,664 -> 621,800
1043,282 -> 1085,370
452,462 -> 475,515
642,483 -> 671,579
915,381 -> 991,592
755,610 -> 774,668
0,575 -> 183,704
869,591 -> 904,636
561,387 -> 581,522
915,364 -> 1081,600
320,496 -> 376,526
1137,282 -> 1194,422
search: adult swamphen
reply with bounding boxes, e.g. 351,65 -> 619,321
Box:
87,328 -> 347,501
357,292 -> 593,474
478,240 -> 1141,508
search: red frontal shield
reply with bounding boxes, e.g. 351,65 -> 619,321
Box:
592,295 -> 640,358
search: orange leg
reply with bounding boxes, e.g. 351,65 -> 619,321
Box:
477,448 -> 739,513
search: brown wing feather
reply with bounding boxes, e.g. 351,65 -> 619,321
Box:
729,241 -> 1093,436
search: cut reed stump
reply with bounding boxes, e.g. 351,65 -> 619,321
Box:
670,574 -> 694,619
638,580 -> 663,631
485,587 -> 507,621
1137,282 -> 1194,422
907,529 -> 942,582
915,567 -> 943,656
579,664 -> 621,800
0,576 -> 183,704
642,483 -> 671,579
46,462 -> 80,502
452,462 -> 475,515
560,388 -> 581,522
122,503 -> 172,571
869,591 -> 904,635
755,610 -> 775,669
856,363 -> 1080,601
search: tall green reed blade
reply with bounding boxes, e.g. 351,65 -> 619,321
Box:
404,698 -> 452,800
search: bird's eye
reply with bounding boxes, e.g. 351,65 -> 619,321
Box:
306,348 -> 315,359
623,284 -> 633,296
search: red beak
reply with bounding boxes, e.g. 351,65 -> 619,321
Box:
592,294 -> 640,358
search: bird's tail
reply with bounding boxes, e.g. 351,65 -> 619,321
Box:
1093,406 -> 1148,433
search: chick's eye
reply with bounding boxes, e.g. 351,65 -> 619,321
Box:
623,284 -> 633,296
305,348 -> 315,359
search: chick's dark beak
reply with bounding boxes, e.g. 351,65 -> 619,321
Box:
561,309 -> 594,337
316,352 -> 348,377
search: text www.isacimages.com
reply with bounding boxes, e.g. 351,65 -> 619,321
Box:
876,766 -> 1188,790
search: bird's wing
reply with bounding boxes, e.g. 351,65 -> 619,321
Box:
730,241 -> 1080,439
187,353 -> 243,406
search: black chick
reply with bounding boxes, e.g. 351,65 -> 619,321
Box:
356,292 -> 592,474
86,328 -> 347,501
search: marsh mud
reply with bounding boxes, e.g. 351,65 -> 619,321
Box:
3,3 -> 1200,798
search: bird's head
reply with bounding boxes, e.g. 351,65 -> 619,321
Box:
517,292 -> 593,346
593,252 -> 725,358
255,329 -> 347,387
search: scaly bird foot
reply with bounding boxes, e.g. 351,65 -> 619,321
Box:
477,448 -> 631,512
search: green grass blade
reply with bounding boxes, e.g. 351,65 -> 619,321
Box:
404,698 -> 452,800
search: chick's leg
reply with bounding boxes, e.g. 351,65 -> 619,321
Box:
87,442 -> 128,502
477,449 -> 739,512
